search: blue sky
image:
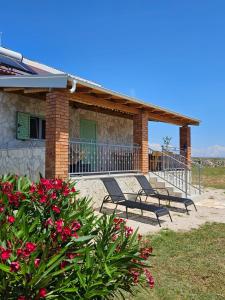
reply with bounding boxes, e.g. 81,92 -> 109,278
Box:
1,0 -> 225,156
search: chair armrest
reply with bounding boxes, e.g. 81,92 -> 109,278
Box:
138,188 -> 157,195
155,187 -> 170,196
103,194 -> 126,203
123,193 -> 139,201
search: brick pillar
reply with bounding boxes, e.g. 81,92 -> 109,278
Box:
45,92 -> 69,179
133,111 -> 149,174
180,126 -> 191,163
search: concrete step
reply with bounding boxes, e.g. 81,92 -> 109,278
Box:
148,173 -> 190,198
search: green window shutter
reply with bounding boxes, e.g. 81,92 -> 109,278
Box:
17,112 -> 30,140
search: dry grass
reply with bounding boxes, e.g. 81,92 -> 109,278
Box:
128,223 -> 225,300
200,167 -> 225,189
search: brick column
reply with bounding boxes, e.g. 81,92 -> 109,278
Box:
133,111 -> 149,174
180,126 -> 191,163
45,92 -> 69,179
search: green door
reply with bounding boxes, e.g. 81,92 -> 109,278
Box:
80,119 -> 97,171
80,119 -> 96,141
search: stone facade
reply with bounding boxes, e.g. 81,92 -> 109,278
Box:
69,107 -> 133,144
0,92 -> 134,180
0,92 -> 46,180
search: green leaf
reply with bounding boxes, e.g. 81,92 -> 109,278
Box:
0,264 -> 10,273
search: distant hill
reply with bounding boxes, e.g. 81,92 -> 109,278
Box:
193,157 -> 225,167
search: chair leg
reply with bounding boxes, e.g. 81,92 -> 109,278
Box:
156,215 -> 161,227
193,203 -> 197,212
126,206 -> 129,219
113,203 -> 118,214
185,204 -> 189,215
99,201 -> 104,213
168,211 -> 173,222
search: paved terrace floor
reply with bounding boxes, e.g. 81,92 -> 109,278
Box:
97,188 -> 225,235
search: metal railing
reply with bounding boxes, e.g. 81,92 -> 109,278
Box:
69,139 -> 140,176
149,147 -> 202,196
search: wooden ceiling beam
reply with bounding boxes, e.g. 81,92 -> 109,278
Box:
65,91 -> 139,115
4,88 -> 24,92
24,88 -> 49,94
148,112 -> 187,126
70,102 -> 133,119
75,87 -> 93,93
92,93 -> 112,99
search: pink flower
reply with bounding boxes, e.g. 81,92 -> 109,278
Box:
34,258 -> 41,268
7,215 -> 15,223
52,205 -> 60,214
37,188 -> 44,196
71,220 -> 81,232
144,269 -> 154,288
1,249 -> 11,260
53,179 -> 63,190
125,226 -> 133,237
71,232 -> 78,238
40,195 -> 47,203
66,252 -> 77,259
17,296 -> 26,300
60,261 -> 68,269
45,217 -> 54,226
39,288 -> 47,298
55,219 -> 64,233
30,183 -> 36,193
0,206 -> 4,213
130,268 -> 140,284
17,248 -> 23,256
71,187 -> 76,193
140,247 -> 153,260
25,242 -> 36,253
10,261 -> 20,272
62,187 -> 69,196
51,192 -> 57,200
63,226 -> 71,236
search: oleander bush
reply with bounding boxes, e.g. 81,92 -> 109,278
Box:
0,174 -> 154,299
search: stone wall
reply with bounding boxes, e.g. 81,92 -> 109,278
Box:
69,107 -> 133,144
0,92 -> 46,180
0,92 -> 133,180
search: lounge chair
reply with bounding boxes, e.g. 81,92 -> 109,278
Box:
100,177 -> 172,227
135,175 -> 197,214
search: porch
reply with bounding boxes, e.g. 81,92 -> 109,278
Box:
0,75 -> 200,182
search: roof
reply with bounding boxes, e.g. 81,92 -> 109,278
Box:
0,47 -> 200,126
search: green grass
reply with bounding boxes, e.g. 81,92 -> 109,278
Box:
199,167 -> 225,189
132,223 -> 225,300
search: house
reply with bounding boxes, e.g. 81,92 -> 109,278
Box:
0,47 -> 200,188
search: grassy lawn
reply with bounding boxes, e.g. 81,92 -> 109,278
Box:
192,166 -> 225,189
132,223 -> 225,300
200,167 -> 225,189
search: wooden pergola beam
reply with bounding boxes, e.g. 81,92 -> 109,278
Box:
75,87 -> 93,93
148,111 -> 188,125
67,91 -> 139,115
4,88 -> 24,92
24,88 -> 49,94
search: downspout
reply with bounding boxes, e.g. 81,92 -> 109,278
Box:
68,77 -> 77,93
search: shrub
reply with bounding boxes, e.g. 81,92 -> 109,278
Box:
0,175 -> 154,299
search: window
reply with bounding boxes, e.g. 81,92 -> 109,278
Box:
17,112 -> 46,140
30,117 -> 46,139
